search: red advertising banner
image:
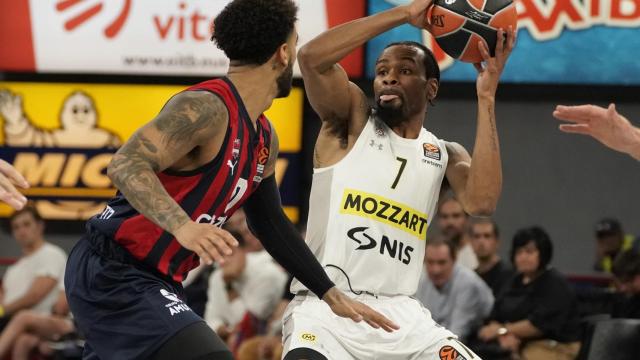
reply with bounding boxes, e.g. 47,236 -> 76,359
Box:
0,0 -> 365,77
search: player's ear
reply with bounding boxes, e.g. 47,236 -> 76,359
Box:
276,42 -> 290,68
427,78 -> 439,102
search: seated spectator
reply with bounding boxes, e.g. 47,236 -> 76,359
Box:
610,250 -> 640,318
475,226 -> 581,360
0,205 -> 67,328
0,287 -> 75,360
436,195 -> 478,269
182,263 -> 214,317
593,218 -> 639,273
415,237 -> 494,341
204,231 -> 288,350
470,218 -> 515,297
183,208 -> 261,317
224,208 -> 263,252
236,275 -> 294,360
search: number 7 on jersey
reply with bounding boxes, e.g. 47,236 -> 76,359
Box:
391,157 -> 407,189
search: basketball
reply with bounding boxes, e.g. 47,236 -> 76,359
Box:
426,0 -> 517,63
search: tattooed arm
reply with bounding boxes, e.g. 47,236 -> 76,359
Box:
107,91 -> 237,264
444,28 -> 516,216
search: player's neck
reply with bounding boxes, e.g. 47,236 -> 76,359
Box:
226,68 -> 278,124
389,116 -> 423,139
477,254 -> 500,274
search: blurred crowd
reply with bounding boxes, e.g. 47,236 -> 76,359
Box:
1,199 -> 638,360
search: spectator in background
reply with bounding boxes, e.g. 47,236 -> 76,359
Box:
236,223 -> 304,360
0,286 -> 75,360
610,250 -> 640,318
470,218 -> 514,297
183,208 -> 265,316
553,103 -> 640,161
204,231 -> 288,350
436,196 -> 478,269
593,218 -> 639,273
224,208 -> 263,252
475,226 -> 581,360
236,275 -> 294,360
0,205 -> 67,327
0,159 -> 29,210
415,237 -> 493,341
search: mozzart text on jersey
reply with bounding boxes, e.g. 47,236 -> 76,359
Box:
340,189 -> 429,239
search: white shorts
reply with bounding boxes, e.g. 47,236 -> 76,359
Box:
282,292 -> 480,360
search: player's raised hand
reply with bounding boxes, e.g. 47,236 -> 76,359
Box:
406,0 -> 434,28
553,103 -> 640,160
174,221 -> 239,265
0,159 -> 29,210
474,26 -> 516,98
322,287 -> 400,332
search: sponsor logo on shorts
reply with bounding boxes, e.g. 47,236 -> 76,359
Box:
340,189 -> 429,239
423,143 -> 441,161
160,289 -> 192,316
439,345 -> 467,360
348,227 -> 414,265
301,333 -> 316,342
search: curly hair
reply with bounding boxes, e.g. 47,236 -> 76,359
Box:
212,0 -> 298,65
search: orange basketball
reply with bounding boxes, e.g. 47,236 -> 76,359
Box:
426,0 -> 517,63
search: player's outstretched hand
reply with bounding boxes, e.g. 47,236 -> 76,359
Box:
553,103 -> 640,160
0,159 -> 29,210
322,287 -> 400,332
474,26 -> 516,98
406,0 -> 434,28
174,221 -> 239,265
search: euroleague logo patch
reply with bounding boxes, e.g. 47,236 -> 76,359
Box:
439,345 -> 467,360
423,143 -> 441,160
257,147 -> 270,165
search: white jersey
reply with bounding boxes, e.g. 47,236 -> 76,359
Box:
292,116 -> 448,296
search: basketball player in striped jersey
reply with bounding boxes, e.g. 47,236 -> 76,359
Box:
283,0 -> 515,359
63,1 -> 395,359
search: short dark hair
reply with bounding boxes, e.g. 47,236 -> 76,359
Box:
383,41 -> 440,82
510,226 -> 553,270
470,218 -> 500,239
212,0 -> 298,65
9,204 -> 43,226
426,236 -> 457,260
437,195 -> 467,217
226,229 -> 246,248
612,250 -> 640,281
595,218 -> 623,238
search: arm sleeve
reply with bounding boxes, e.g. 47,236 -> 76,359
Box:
243,175 -> 335,298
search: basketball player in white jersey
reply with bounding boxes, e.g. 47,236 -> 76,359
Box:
282,0 -> 516,359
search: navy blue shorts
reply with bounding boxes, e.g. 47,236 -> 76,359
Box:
65,228 -> 203,360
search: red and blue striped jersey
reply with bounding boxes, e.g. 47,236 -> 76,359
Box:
89,77 -> 273,282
